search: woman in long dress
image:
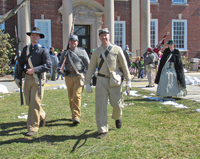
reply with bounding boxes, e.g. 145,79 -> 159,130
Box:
155,40 -> 187,97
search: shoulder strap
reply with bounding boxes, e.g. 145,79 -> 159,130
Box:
70,50 -> 85,67
68,53 -> 79,74
101,48 -> 111,73
26,45 -> 46,85
98,44 -> 113,72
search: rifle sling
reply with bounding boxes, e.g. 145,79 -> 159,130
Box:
98,44 -> 113,72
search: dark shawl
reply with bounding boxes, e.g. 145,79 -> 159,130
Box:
155,48 -> 186,88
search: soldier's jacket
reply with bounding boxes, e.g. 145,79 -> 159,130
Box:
15,43 -> 52,79
57,47 -> 90,74
85,44 -> 131,84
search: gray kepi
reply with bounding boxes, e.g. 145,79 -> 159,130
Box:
99,28 -> 110,36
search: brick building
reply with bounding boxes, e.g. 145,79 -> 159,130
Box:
0,0 -> 199,59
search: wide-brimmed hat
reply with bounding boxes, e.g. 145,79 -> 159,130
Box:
99,28 -> 110,36
166,40 -> 175,45
69,35 -> 79,41
26,27 -> 45,38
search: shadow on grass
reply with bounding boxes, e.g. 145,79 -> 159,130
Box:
0,121 -> 26,136
45,118 -> 77,127
0,118 -> 89,136
0,129 -> 98,153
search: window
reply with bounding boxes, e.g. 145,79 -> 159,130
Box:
150,0 -> 158,3
172,0 -> 187,4
150,19 -> 158,48
34,19 -> 51,49
114,21 -> 126,50
0,15 -> 5,31
172,19 -> 187,50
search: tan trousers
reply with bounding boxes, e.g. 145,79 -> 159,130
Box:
146,66 -> 155,86
95,76 -> 123,134
24,75 -> 46,132
65,76 -> 83,121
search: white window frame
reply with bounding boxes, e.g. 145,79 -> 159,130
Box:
114,21 -> 126,50
0,15 -> 5,31
172,0 -> 187,4
150,19 -> 158,48
150,0 -> 158,3
172,19 -> 187,50
34,19 -> 51,49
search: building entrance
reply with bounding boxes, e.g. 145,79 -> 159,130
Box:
74,25 -> 90,55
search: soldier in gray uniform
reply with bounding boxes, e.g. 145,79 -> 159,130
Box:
15,27 -> 52,136
57,35 -> 90,125
85,28 -> 131,139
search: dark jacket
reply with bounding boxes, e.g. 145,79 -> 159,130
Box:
15,43 -> 52,79
155,47 -> 186,88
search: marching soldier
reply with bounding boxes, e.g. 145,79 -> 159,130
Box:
15,27 -> 51,136
57,35 -> 90,125
85,28 -> 131,139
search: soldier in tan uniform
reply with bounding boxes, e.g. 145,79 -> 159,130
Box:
85,28 -> 131,139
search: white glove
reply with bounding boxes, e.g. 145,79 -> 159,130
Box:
126,80 -> 131,94
15,78 -> 21,88
86,83 -> 93,93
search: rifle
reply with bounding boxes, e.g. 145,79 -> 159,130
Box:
60,15 -> 76,71
15,26 -> 24,106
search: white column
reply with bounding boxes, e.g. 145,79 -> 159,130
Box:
141,0 -> 151,55
17,0 -> 31,50
104,0 -> 114,43
131,0 -> 140,57
62,0 -> 73,49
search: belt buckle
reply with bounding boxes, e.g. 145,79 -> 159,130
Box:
105,75 -> 109,78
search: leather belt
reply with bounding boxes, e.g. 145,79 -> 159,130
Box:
97,73 -> 109,78
68,71 -> 77,74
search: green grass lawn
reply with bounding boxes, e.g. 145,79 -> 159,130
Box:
0,87 -> 200,158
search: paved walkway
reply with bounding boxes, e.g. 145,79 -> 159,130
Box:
131,72 -> 200,103
0,72 -> 200,103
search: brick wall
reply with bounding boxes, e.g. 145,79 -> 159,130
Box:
151,0 -> 200,59
0,0 -> 17,37
30,0 -> 63,50
114,0 -> 131,51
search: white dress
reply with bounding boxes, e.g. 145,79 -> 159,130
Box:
157,61 -> 187,97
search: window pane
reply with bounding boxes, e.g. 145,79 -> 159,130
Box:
172,0 -> 187,4
173,21 -> 185,49
114,22 -> 125,48
150,20 -> 157,48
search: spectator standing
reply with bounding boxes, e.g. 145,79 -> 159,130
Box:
56,49 -> 64,80
49,47 -> 54,55
50,51 -> 59,81
144,47 -> 156,87
138,56 -> 145,79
